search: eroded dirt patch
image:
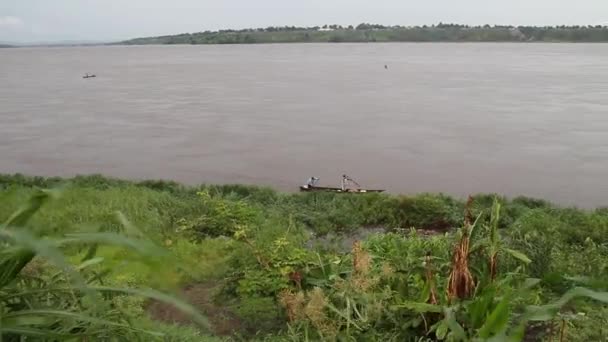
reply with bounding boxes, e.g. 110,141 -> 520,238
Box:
146,282 -> 244,336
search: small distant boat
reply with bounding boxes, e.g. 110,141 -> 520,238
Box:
300,175 -> 384,193
83,73 -> 96,79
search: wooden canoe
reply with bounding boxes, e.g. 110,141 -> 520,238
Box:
299,185 -> 384,193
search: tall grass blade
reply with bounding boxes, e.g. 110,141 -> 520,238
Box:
393,302 -> 443,313
443,307 -> 466,340
90,286 -> 211,331
0,230 -> 86,288
2,190 -> 51,228
478,294 -> 511,338
526,287 -> 608,321
59,232 -> 167,257
504,248 -> 531,264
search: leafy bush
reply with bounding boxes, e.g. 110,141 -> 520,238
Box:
553,208 -> 608,244
235,296 -> 283,332
504,210 -> 562,278
203,184 -> 279,205
178,190 -> 259,238
394,193 -> 463,230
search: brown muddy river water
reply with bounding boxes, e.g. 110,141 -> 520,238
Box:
1,43 -> 607,207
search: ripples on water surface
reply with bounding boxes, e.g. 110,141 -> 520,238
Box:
1,43 -> 607,207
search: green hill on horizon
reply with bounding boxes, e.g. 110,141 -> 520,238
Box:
120,23 -> 608,45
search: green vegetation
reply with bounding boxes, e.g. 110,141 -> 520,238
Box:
121,23 -> 608,45
1,173 -> 608,341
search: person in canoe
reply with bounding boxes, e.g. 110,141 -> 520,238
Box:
304,177 -> 319,188
341,174 -> 361,191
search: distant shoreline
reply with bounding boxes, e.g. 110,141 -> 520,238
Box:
7,41 -> 608,49
120,24 -> 608,45
6,24 -> 608,47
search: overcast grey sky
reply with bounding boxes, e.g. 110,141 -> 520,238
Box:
1,0 -> 607,42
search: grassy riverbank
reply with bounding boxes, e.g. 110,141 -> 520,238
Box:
121,24 -> 608,45
1,173 -> 608,341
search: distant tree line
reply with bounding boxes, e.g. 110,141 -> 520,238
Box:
120,23 -> 608,45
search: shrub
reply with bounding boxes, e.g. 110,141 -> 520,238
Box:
235,296 -> 283,332
393,194 -> 463,230
179,190 -> 259,238
204,184 -> 279,205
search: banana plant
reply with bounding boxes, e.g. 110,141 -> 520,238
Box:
471,197 -> 531,282
398,278 -> 608,341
